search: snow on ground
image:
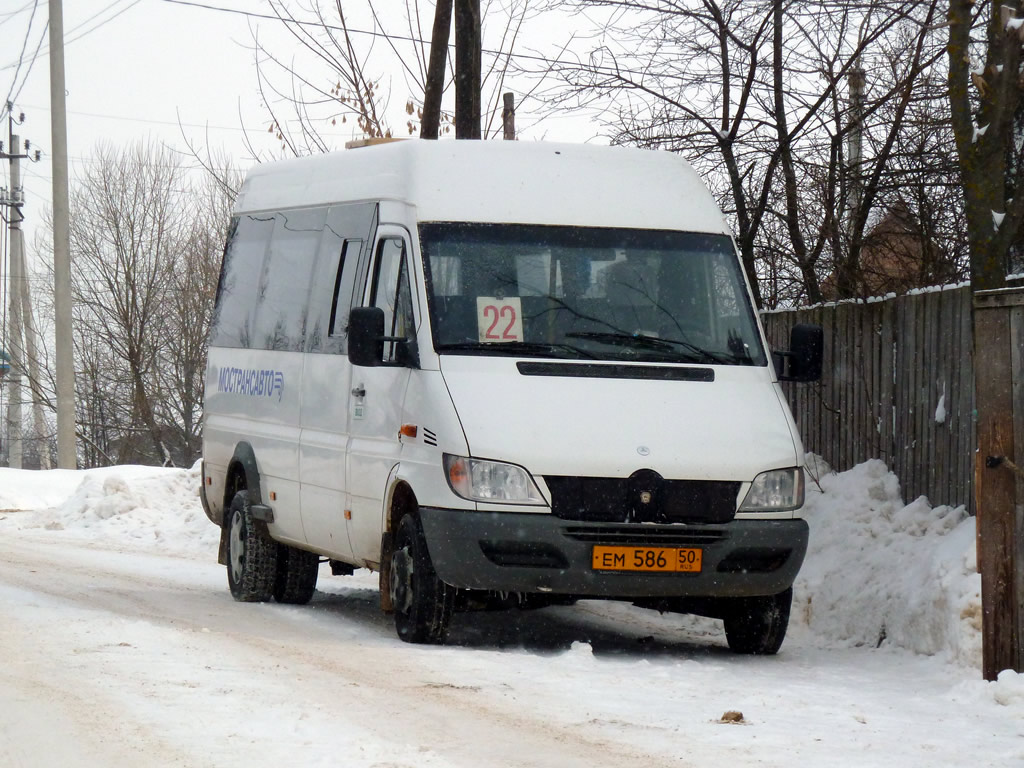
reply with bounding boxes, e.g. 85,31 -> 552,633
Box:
2,455 -> 985,665
0,456 -> 1021,767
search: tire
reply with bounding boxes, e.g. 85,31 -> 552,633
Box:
274,544 -> 320,604
226,490 -> 278,602
390,513 -> 455,644
723,588 -> 793,655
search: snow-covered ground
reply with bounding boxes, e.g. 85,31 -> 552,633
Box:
0,458 -> 1021,767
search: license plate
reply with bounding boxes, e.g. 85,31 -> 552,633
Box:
591,545 -> 702,573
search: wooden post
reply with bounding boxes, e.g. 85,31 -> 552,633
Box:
454,0 -> 481,139
502,92 -> 515,140
974,288 -> 1024,680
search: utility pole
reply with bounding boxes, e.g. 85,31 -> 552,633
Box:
502,93 -> 516,140
50,0 -> 77,469
846,63 -> 865,230
3,106 -> 50,470
2,117 -> 26,469
837,62 -> 866,298
454,0 -> 481,139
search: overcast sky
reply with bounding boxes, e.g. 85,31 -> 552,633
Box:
1,0 -> 599,253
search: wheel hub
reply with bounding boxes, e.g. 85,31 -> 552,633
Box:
390,545 -> 415,614
229,510 -> 245,583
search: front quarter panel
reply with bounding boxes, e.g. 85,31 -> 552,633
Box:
392,368 -> 474,517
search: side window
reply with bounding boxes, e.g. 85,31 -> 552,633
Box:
329,240 -> 362,343
210,214 -> 275,349
305,203 -> 376,354
370,237 -> 415,363
307,238 -> 361,354
251,208 -> 326,351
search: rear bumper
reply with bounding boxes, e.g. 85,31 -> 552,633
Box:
419,508 -> 808,599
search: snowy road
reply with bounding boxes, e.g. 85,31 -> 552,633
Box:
1,527 -> 1021,768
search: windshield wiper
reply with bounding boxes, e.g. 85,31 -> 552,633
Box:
436,341 -> 597,359
565,331 -> 738,364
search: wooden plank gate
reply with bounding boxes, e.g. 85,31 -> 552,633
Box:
973,288 -> 1024,679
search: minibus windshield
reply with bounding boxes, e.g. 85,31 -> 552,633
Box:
419,223 -> 767,366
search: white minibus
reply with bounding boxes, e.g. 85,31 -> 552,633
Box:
200,140 -> 822,653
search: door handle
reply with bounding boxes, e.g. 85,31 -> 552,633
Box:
351,386 -> 366,398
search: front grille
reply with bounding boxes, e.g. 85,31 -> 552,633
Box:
544,476 -> 740,524
563,526 -> 727,547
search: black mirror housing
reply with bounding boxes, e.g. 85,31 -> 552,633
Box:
349,306 -> 386,367
776,323 -> 823,382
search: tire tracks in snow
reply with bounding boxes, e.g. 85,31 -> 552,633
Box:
0,534 -> 689,768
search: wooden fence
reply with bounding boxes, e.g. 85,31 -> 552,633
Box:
761,285 -> 975,512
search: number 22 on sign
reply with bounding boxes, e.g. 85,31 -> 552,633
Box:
476,297 -> 524,343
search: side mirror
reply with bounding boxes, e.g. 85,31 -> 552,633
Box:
348,306 -> 420,368
774,323 -> 823,382
349,307 -> 386,367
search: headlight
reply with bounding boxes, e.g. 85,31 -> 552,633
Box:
739,467 -> 804,512
443,454 -> 546,505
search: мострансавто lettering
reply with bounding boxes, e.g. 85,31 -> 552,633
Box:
217,367 -> 284,400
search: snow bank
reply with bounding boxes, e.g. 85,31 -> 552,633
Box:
794,455 -> 982,667
8,461 -> 219,557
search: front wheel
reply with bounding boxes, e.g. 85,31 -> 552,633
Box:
226,491 -> 278,602
722,588 -> 792,655
390,513 -> 455,644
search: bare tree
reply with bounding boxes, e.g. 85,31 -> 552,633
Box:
248,0 -> 536,153
67,141 -> 233,467
154,169 -> 238,465
947,0 -> 1024,289
538,1 -> 959,306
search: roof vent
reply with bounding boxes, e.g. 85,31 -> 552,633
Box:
345,138 -> 407,150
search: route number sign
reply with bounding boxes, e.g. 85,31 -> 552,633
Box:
476,297 -> 524,343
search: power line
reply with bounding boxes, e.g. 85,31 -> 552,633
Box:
2,1 -> 146,125
158,0 -> 618,76
0,0 -> 145,76
2,0 -> 42,114
16,102 -> 349,138
0,1 -> 37,28
16,103 -> 253,133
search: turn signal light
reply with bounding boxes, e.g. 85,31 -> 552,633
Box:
448,457 -> 469,490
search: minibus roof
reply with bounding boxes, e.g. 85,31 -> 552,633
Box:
233,140 -> 730,235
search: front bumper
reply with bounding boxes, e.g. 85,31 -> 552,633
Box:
419,507 -> 808,599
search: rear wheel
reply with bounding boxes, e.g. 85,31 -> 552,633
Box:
274,544 -> 320,604
226,491 -> 278,602
723,588 -> 792,655
390,513 -> 455,644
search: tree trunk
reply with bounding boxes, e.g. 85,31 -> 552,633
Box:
421,0 -> 453,140
454,0 -> 481,139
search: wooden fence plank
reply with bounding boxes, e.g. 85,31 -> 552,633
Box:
896,294 -> 912,495
936,289 -> 953,506
1012,306 -> 1024,671
926,290 -> 940,504
962,289 -> 976,514
879,299 -> 895,466
921,293 -> 932,502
